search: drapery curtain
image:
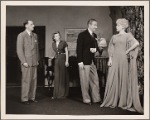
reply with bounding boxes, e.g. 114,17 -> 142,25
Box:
120,6 -> 144,95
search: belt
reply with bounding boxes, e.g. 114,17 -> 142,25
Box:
57,52 -> 66,55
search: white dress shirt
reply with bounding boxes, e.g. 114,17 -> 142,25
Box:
88,28 -> 93,36
26,29 -> 31,36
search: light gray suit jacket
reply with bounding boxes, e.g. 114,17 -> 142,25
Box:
17,30 -> 39,66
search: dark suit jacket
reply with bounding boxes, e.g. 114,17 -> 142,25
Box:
76,29 -> 99,65
17,30 -> 39,66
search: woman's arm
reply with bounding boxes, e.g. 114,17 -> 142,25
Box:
65,46 -> 69,67
107,36 -> 114,67
126,38 -> 139,54
108,56 -> 113,67
52,42 -> 56,58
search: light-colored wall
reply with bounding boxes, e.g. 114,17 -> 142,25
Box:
6,6 -> 112,57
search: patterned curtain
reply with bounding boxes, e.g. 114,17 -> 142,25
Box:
120,6 -> 144,95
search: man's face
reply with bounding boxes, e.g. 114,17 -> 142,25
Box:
89,21 -> 98,32
26,21 -> 34,31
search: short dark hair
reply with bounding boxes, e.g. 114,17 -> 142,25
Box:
52,31 -> 61,42
87,19 -> 97,25
23,20 -> 32,27
23,20 -> 29,27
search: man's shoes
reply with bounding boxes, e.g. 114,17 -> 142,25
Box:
99,101 -> 102,104
21,101 -> 30,105
93,101 -> 102,104
29,100 -> 38,103
84,102 -> 92,105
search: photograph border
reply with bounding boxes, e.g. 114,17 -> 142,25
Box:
1,1 -> 149,119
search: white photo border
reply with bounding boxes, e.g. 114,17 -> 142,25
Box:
1,1 -> 149,119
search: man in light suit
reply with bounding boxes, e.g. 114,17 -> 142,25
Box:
76,19 -> 101,105
17,20 -> 39,105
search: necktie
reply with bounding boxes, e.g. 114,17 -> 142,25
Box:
30,33 -> 32,38
92,33 -> 95,38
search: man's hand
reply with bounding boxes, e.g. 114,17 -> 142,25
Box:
90,48 -> 97,53
65,61 -> 69,67
78,62 -> 84,69
23,63 -> 29,67
37,61 -> 39,66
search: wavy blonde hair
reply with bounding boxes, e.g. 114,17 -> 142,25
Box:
116,18 -> 129,29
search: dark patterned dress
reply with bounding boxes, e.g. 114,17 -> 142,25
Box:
52,41 -> 69,98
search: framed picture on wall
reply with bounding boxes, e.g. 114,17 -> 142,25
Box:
65,28 -> 86,54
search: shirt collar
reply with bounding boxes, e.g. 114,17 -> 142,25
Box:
26,29 -> 31,36
88,28 -> 93,35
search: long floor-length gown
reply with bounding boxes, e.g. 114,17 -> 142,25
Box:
100,33 -> 143,114
52,41 -> 69,99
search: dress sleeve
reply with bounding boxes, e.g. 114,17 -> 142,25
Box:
108,36 -> 114,57
127,33 -> 139,60
63,41 -> 68,48
127,33 -> 138,45
52,42 -> 56,52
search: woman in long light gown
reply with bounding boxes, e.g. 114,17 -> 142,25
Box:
100,18 -> 143,114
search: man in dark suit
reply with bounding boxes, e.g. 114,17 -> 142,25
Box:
76,19 -> 101,105
17,20 -> 39,105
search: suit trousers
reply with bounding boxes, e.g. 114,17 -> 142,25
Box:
21,65 -> 37,102
79,62 -> 101,103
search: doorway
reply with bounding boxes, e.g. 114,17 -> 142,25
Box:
6,26 -> 45,86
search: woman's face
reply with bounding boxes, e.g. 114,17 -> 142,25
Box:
54,33 -> 60,41
116,24 -> 124,32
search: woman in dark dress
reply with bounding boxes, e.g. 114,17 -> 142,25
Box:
51,31 -> 69,99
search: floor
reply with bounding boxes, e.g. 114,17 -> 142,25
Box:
6,87 -> 141,115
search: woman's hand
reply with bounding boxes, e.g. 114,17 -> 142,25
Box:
65,61 -> 69,67
126,50 -> 130,55
108,59 -> 112,67
95,51 -> 99,57
37,61 -> 39,66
